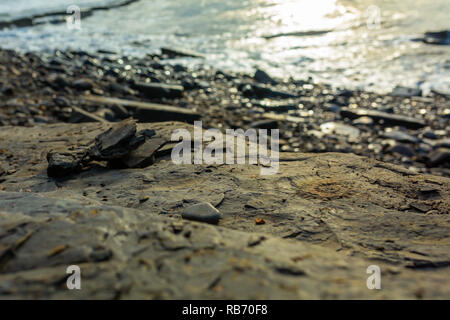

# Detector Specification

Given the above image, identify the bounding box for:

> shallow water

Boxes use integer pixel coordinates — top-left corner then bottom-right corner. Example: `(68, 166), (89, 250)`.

(0, 0), (449, 93)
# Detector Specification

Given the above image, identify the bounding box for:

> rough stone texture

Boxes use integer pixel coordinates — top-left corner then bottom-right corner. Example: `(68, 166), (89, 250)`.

(0, 122), (449, 299)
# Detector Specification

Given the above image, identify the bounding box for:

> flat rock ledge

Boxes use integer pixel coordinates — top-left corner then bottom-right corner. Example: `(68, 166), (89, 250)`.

(0, 122), (449, 299)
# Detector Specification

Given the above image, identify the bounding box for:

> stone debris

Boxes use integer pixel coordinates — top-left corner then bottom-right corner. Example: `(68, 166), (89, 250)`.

(340, 108), (426, 129)
(391, 85), (422, 97)
(133, 82), (184, 99)
(88, 118), (137, 160)
(1, 48), (448, 176)
(161, 47), (205, 59)
(84, 95), (201, 123)
(422, 30), (450, 45)
(46, 118), (167, 177)
(121, 137), (167, 168)
(46, 152), (82, 178)
(182, 202), (223, 225)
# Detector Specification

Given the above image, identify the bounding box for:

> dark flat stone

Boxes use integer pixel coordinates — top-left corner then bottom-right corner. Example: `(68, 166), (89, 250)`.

(122, 137), (167, 168)
(340, 108), (426, 129)
(133, 82), (184, 99)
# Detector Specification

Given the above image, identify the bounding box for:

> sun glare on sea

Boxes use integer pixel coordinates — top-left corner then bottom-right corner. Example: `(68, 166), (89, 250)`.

(260, 0), (348, 33)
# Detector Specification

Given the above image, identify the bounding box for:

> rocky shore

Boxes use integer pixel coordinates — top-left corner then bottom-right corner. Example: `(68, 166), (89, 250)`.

(0, 47), (449, 299)
(1, 48), (449, 177)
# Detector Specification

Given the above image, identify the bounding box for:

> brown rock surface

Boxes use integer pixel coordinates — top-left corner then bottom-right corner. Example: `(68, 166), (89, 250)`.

(0, 122), (449, 299)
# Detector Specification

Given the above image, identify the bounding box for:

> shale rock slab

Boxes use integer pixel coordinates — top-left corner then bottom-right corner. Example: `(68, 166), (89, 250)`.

(0, 122), (449, 299)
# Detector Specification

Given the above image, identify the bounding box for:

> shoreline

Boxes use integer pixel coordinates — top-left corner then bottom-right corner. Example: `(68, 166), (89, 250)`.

(0, 47), (449, 176)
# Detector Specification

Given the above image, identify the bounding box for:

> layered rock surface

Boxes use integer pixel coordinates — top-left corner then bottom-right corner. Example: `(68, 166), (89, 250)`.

(0, 122), (449, 299)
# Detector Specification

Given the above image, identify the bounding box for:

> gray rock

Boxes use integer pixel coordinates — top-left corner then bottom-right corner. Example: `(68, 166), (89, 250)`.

(182, 202), (222, 224)
(320, 122), (360, 139)
(161, 47), (204, 59)
(72, 79), (94, 91)
(388, 144), (416, 157)
(428, 148), (450, 167)
(133, 82), (184, 99)
(250, 119), (279, 129)
(88, 118), (137, 160)
(383, 130), (420, 143)
(391, 86), (422, 97)
(121, 137), (167, 168)
(46, 152), (82, 177)
(422, 30), (450, 45)
(254, 69), (277, 85)
(341, 108), (426, 129)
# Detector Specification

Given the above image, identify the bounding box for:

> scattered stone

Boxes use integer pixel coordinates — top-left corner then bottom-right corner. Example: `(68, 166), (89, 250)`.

(255, 218), (266, 225)
(69, 106), (108, 123)
(254, 69), (277, 85)
(161, 47), (204, 59)
(72, 78), (94, 91)
(89, 118), (137, 160)
(84, 95), (200, 123)
(182, 202), (222, 225)
(391, 86), (422, 97)
(340, 108), (426, 129)
(433, 138), (450, 149)
(133, 82), (184, 99)
(253, 100), (297, 113)
(352, 116), (373, 126)
(47, 152), (82, 177)
(427, 148), (450, 167)
(240, 83), (297, 99)
(121, 137), (167, 168)
(388, 144), (416, 157)
(383, 130), (420, 143)
(320, 122), (360, 139)
(250, 119), (279, 129)
(422, 30), (450, 45)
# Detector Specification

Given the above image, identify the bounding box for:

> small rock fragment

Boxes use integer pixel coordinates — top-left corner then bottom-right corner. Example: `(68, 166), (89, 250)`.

(121, 137), (167, 168)
(182, 202), (222, 225)
(255, 218), (266, 225)
(88, 118), (137, 160)
(47, 152), (82, 177)
(133, 82), (184, 99)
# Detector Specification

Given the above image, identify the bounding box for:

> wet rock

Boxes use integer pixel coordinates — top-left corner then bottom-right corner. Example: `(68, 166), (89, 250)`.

(250, 119), (279, 129)
(46, 152), (82, 177)
(324, 103), (341, 113)
(428, 148), (450, 167)
(433, 138), (450, 149)
(254, 69), (277, 85)
(352, 116), (373, 126)
(161, 47), (204, 59)
(182, 202), (222, 225)
(388, 144), (416, 157)
(340, 108), (426, 129)
(134, 82), (184, 99)
(422, 30), (450, 45)
(391, 86), (422, 97)
(320, 122), (360, 139)
(383, 130), (420, 143)
(72, 79), (94, 91)
(239, 83), (297, 99)
(422, 130), (440, 140)
(253, 100), (297, 113)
